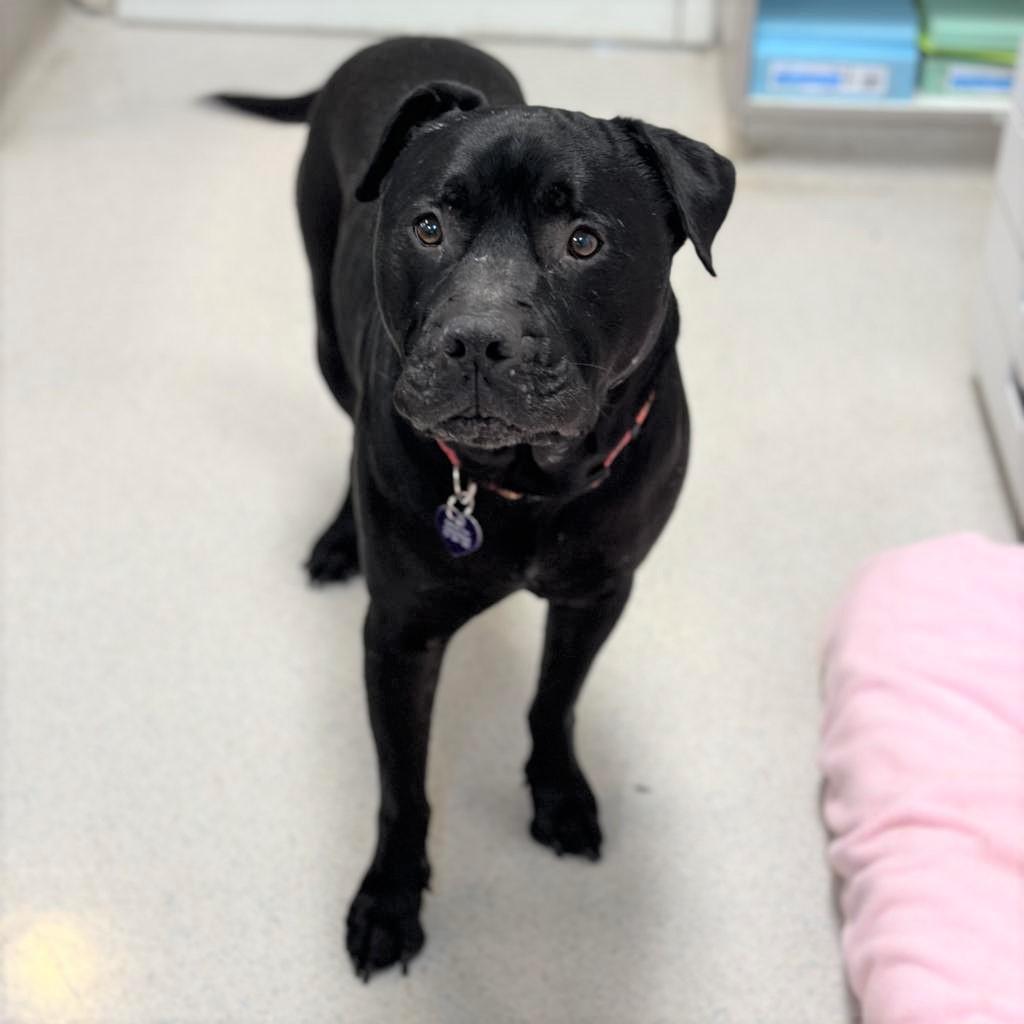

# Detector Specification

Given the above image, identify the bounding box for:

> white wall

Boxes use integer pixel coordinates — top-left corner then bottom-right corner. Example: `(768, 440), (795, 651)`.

(115, 0), (720, 46)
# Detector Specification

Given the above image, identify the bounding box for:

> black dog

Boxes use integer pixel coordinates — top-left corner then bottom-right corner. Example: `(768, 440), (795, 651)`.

(215, 36), (734, 981)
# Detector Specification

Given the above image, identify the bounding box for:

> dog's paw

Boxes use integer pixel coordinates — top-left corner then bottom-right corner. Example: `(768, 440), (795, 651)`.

(346, 878), (425, 982)
(527, 773), (603, 861)
(305, 514), (360, 585)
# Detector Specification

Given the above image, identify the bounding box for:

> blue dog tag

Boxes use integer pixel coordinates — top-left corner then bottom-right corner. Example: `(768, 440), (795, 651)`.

(435, 504), (483, 557)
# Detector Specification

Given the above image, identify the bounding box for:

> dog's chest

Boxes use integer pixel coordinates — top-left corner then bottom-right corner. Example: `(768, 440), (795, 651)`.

(498, 507), (642, 600)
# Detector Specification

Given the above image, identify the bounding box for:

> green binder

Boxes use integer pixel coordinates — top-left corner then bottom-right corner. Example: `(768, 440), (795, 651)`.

(918, 0), (1024, 65)
(918, 0), (1023, 94)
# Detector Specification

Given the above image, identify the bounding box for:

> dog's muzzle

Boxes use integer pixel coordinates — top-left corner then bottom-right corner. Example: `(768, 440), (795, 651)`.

(394, 313), (590, 449)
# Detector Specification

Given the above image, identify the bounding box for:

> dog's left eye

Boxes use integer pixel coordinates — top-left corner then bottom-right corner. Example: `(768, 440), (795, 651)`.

(414, 214), (443, 246)
(567, 227), (601, 259)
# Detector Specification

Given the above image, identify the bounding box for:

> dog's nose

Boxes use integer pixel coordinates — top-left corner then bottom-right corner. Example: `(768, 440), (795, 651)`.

(441, 316), (519, 365)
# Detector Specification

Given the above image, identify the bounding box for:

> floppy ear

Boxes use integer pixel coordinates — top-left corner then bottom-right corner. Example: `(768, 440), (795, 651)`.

(355, 81), (487, 202)
(616, 118), (735, 275)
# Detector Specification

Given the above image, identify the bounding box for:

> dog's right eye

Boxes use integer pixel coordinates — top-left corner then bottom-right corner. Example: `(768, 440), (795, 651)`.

(413, 214), (443, 246)
(567, 226), (601, 259)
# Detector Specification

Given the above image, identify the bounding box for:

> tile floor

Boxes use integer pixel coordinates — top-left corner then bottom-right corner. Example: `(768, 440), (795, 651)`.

(1, 8), (1017, 1023)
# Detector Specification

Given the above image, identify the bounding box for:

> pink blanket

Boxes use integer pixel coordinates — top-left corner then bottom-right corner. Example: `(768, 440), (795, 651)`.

(820, 533), (1024, 1024)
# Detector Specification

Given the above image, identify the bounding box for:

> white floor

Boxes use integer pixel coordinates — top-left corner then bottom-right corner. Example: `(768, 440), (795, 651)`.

(1, 9), (1017, 1024)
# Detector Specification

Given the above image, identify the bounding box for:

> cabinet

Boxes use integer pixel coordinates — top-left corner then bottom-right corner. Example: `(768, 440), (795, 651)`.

(975, 40), (1024, 530)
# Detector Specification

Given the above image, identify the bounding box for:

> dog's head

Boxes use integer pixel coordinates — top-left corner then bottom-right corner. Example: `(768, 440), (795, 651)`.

(356, 82), (734, 451)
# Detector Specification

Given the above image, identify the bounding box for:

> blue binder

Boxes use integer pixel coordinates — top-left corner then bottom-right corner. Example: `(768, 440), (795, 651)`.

(750, 0), (921, 101)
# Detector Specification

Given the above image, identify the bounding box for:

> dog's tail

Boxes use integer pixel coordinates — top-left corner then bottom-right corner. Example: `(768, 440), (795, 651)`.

(208, 90), (319, 123)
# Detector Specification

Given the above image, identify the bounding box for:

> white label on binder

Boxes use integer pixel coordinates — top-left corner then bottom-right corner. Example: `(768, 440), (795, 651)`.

(946, 63), (1013, 94)
(767, 61), (891, 97)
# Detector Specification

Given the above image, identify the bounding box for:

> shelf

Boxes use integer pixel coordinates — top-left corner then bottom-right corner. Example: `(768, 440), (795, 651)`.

(746, 91), (1010, 119)
(721, 1), (1013, 155)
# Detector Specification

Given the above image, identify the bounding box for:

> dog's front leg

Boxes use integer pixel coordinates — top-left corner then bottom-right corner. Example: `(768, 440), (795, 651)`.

(526, 576), (634, 860)
(346, 601), (447, 981)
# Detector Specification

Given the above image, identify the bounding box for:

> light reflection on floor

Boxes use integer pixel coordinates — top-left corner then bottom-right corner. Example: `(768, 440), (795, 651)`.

(4, 913), (102, 1021)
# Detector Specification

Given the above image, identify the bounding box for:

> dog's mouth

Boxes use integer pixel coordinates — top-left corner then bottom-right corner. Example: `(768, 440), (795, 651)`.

(393, 363), (595, 452)
(433, 413), (528, 450)
(431, 412), (580, 451)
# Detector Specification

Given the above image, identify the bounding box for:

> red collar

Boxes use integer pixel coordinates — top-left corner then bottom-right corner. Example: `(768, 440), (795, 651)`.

(435, 390), (656, 501)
